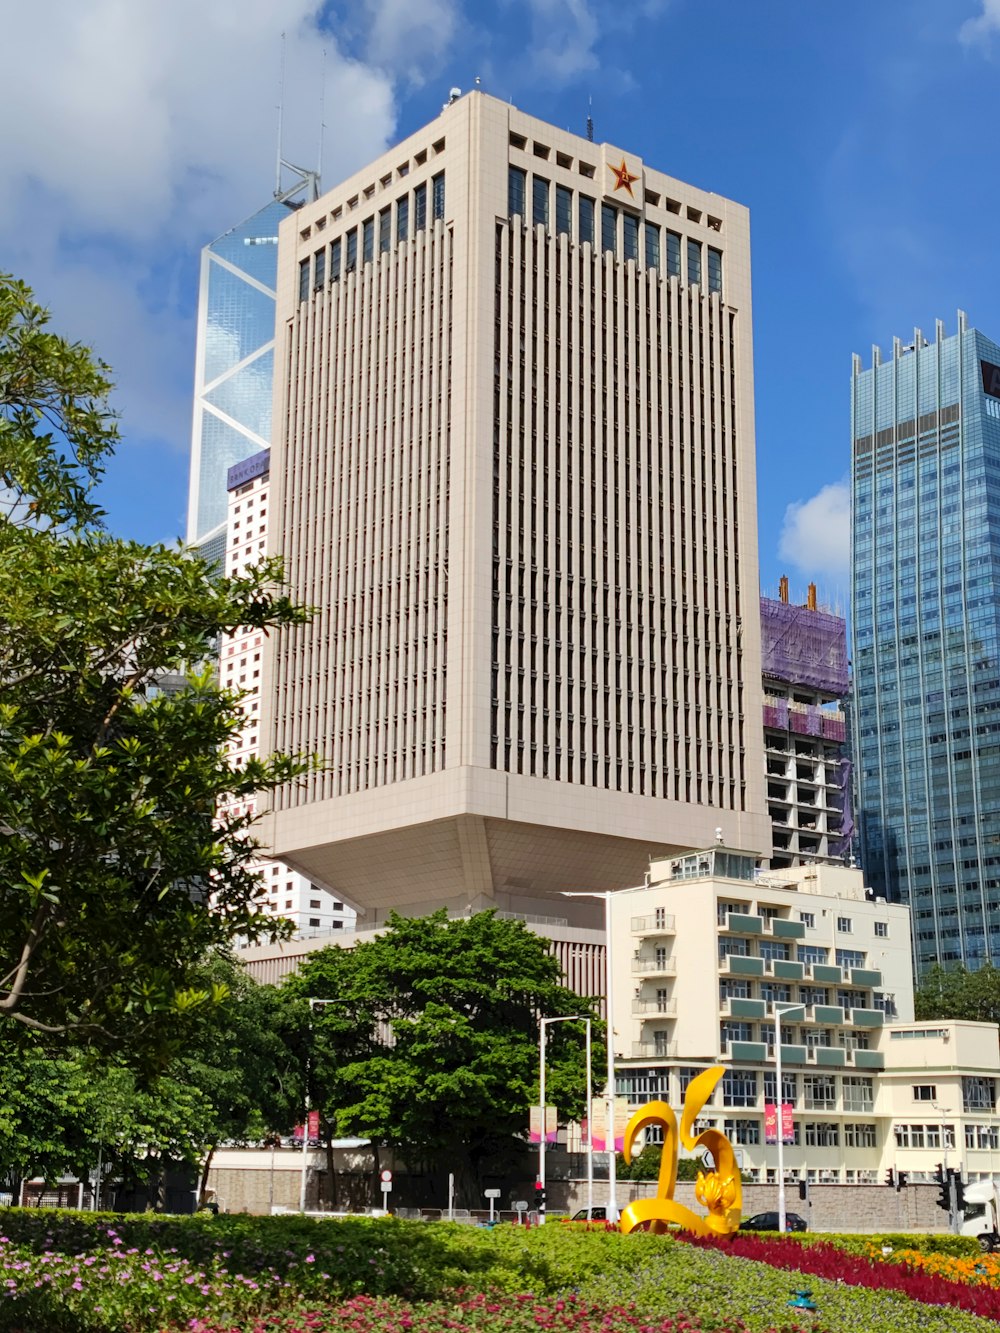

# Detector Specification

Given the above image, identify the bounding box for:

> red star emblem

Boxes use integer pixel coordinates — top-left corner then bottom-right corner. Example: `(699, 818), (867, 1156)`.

(609, 158), (639, 197)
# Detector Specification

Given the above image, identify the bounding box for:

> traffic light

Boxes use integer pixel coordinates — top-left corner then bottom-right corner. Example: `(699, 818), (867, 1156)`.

(952, 1170), (965, 1212)
(896, 1171), (907, 1191)
(935, 1166), (950, 1212)
(798, 1179), (809, 1202)
(534, 1181), (546, 1210)
(884, 1169), (895, 1189)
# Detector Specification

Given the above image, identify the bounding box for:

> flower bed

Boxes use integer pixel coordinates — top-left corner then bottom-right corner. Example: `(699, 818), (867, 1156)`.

(686, 1232), (1000, 1320)
(1, 1211), (998, 1333)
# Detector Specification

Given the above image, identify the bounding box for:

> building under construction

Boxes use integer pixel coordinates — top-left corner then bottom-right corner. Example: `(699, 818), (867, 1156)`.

(761, 579), (851, 867)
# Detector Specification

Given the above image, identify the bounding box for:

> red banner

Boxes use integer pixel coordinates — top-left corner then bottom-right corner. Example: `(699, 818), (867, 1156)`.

(764, 1102), (795, 1145)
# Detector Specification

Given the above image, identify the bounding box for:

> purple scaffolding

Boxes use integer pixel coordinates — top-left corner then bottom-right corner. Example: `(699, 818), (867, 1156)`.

(760, 598), (848, 696)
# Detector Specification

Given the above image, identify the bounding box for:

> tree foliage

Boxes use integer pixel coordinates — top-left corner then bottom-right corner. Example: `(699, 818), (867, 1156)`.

(0, 954), (300, 1196)
(915, 963), (1000, 1025)
(285, 911), (603, 1202)
(0, 274), (311, 1052)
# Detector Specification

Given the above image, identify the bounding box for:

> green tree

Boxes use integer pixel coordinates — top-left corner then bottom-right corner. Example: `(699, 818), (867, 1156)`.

(915, 963), (1000, 1024)
(0, 955), (301, 1206)
(286, 911), (603, 1205)
(0, 273), (311, 1052)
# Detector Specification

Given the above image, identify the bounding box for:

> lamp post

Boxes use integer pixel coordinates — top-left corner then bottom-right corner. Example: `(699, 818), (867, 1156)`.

(537, 1014), (593, 1225)
(562, 889), (618, 1223)
(772, 1001), (805, 1234)
(300, 997), (343, 1213)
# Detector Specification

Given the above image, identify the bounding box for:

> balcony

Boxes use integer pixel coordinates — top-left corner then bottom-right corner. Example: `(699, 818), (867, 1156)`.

(728, 1040), (768, 1062)
(632, 955), (676, 978)
(723, 997), (766, 1020)
(851, 968), (883, 988)
(632, 998), (677, 1016)
(813, 1047), (847, 1068)
(770, 919), (806, 940)
(632, 1040), (678, 1060)
(726, 912), (763, 934)
(631, 913), (676, 935)
(769, 959), (804, 981)
(721, 955), (764, 977)
(853, 1049), (885, 1070)
(811, 1005), (845, 1025)
(810, 964), (843, 984)
(850, 1007), (885, 1028)
(778, 1044), (808, 1064)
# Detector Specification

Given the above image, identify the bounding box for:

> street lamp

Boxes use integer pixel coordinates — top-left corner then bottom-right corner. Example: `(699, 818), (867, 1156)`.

(771, 1001), (805, 1234)
(562, 889), (618, 1223)
(537, 1014), (593, 1225)
(300, 997), (344, 1213)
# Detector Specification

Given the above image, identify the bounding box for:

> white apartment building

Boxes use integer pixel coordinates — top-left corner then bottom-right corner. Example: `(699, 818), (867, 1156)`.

(219, 448), (355, 936)
(610, 846), (915, 1183)
(260, 90), (771, 918)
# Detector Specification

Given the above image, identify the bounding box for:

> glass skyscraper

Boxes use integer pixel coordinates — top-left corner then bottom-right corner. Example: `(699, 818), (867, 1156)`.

(852, 313), (1000, 974)
(187, 198), (297, 551)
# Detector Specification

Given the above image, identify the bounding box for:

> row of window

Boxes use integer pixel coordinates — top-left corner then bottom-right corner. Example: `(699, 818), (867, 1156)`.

(717, 936), (870, 971)
(298, 174), (446, 300)
(508, 167), (723, 289)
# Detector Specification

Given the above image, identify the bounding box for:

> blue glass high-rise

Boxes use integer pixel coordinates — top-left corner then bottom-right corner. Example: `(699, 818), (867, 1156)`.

(186, 199), (296, 551)
(852, 313), (1000, 974)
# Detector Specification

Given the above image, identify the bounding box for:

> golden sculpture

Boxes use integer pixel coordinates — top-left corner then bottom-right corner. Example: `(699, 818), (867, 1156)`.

(618, 1064), (742, 1236)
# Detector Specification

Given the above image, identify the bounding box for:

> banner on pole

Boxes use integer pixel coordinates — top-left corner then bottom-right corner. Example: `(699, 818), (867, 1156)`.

(528, 1106), (558, 1144)
(588, 1097), (629, 1152)
(765, 1102), (794, 1144)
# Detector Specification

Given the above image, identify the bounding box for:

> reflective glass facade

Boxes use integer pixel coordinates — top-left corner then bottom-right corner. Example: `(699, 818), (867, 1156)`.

(187, 199), (295, 544)
(852, 316), (1000, 973)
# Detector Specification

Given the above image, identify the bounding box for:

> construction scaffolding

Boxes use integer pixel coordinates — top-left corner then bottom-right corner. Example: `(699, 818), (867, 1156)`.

(760, 597), (848, 696)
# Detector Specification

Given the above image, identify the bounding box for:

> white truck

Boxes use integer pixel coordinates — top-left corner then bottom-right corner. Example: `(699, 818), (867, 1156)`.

(959, 1178), (1000, 1251)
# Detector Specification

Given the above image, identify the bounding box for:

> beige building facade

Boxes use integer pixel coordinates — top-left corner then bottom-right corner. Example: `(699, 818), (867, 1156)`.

(260, 90), (770, 916)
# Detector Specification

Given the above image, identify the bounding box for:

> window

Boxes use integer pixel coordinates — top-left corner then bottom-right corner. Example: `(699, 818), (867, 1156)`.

(799, 986), (825, 1007)
(798, 911), (815, 929)
(707, 246), (722, 294)
(298, 258), (310, 301)
(759, 940), (789, 962)
(345, 228), (358, 271)
(722, 1070), (757, 1107)
(579, 195), (595, 245)
(508, 166), (526, 218)
(396, 196), (409, 242)
(313, 247), (326, 288)
(309, 918), (320, 928)
(837, 917), (853, 934)
(963, 1076), (996, 1112)
(723, 1118), (760, 1145)
(764, 1071), (797, 1104)
(532, 175), (549, 227)
(331, 238), (341, 280)
(805, 1122), (839, 1147)
(432, 171), (445, 220)
(718, 900), (741, 925)
(799, 945), (828, 966)
(687, 238), (701, 285)
(912, 1084), (936, 1102)
(601, 203), (616, 254)
(875, 921), (889, 938)
(362, 217), (374, 263)
(309, 899), (321, 909)
(665, 230), (681, 277)
(379, 207), (391, 252)
(843, 1077), (874, 1113)
(836, 949), (865, 969)
(556, 184), (572, 236)
(645, 221), (660, 269)
(720, 1021), (752, 1050)
(414, 183), (427, 231)
(720, 978), (750, 1000)
(844, 1123), (877, 1148)
(718, 937), (749, 960)
(802, 1075), (836, 1109)
(623, 213), (639, 263)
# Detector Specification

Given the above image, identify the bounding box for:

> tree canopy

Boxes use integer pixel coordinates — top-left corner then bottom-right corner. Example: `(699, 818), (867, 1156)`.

(0, 273), (310, 1054)
(285, 910), (603, 1203)
(914, 962), (1000, 1025)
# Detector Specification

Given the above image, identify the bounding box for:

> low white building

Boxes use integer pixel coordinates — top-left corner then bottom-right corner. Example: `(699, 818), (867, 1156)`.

(610, 845), (916, 1183)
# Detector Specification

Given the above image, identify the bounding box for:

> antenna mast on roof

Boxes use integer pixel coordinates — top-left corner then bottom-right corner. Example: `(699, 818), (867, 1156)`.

(317, 47), (326, 192)
(586, 96), (594, 142)
(273, 33), (322, 205)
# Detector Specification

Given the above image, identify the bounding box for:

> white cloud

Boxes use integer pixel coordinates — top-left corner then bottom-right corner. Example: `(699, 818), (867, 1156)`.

(522, 0), (601, 83)
(960, 0), (1000, 47)
(361, 0), (460, 86)
(0, 1), (400, 534)
(778, 481), (851, 583)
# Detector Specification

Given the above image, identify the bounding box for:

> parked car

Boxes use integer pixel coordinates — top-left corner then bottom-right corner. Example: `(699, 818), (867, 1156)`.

(569, 1206), (609, 1222)
(739, 1211), (808, 1233)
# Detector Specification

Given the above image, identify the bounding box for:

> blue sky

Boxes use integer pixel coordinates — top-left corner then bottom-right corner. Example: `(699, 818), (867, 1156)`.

(5, 0), (1000, 613)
